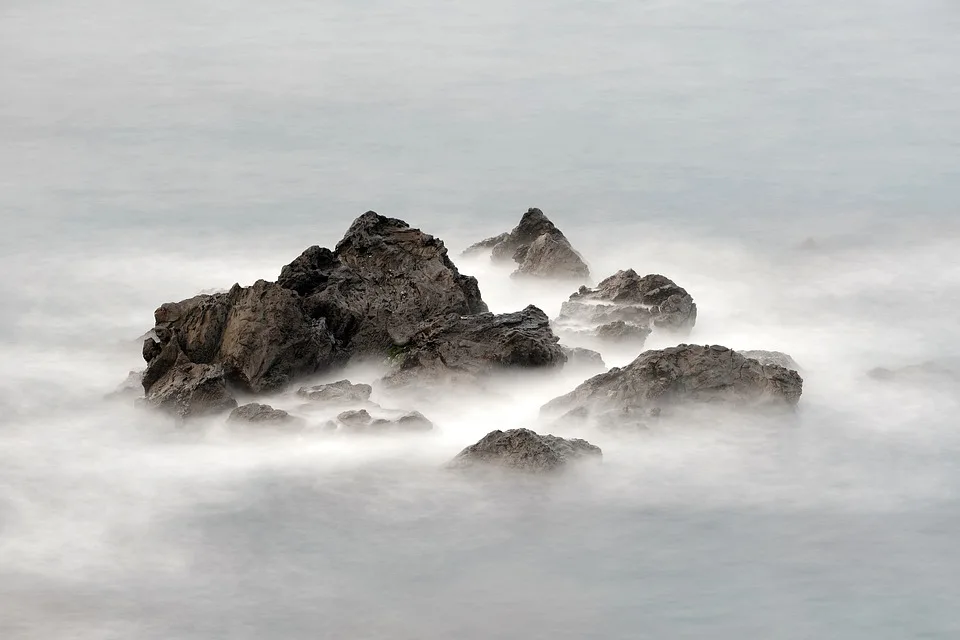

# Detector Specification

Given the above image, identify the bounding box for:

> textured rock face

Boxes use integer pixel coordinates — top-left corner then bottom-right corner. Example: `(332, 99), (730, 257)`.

(448, 428), (602, 473)
(561, 346), (606, 370)
(280, 212), (487, 355)
(334, 409), (434, 433)
(542, 344), (803, 420)
(738, 350), (801, 371)
(227, 403), (300, 426)
(382, 305), (567, 387)
(140, 211), (490, 414)
(467, 208), (589, 279)
(140, 342), (237, 419)
(143, 279), (337, 397)
(555, 270), (696, 346)
(296, 380), (373, 403)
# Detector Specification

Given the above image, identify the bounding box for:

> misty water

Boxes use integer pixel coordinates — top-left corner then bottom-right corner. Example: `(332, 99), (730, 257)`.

(3, 1), (960, 638)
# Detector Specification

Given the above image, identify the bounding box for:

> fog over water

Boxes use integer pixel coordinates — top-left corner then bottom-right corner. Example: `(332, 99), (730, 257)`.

(3, 1), (960, 638)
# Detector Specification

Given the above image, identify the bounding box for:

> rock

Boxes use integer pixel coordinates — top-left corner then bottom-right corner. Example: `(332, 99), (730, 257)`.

(542, 344), (803, 421)
(513, 232), (590, 280)
(381, 305), (566, 387)
(462, 232), (510, 256)
(560, 346), (606, 369)
(471, 208), (589, 279)
(337, 409), (373, 428)
(143, 280), (337, 395)
(139, 211), (489, 414)
(334, 408), (435, 433)
(105, 370), (144, 400)
(141, 342), (237, 419)
(280, 211), (487, 355)
(554, 270), (696, 346)
(738, 350), (801, 371)
(227, 403), (301, 427)
(867, 361), (960, 385)
(448, 428), (602, 473)
(296, 379), (372, 403)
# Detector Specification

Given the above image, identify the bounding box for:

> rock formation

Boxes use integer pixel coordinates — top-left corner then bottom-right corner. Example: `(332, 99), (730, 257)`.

(334, 409), (434, 433)
(738, 350), (801, 371)
(140, 340), (238, 419)
(466, 208), (589, 279)
(227, 403), (302, 428)
(542, 344), (803, 422)
(554, 270), (696, 346)
(296, 380), (373, 403)
(381, 305), (566, 387)
(448, 428), (602, 473)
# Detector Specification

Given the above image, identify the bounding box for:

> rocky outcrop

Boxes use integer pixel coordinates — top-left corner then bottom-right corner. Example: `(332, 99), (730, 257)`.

(554, 270), (696, 346)
(448, 428), (602, 473)
(561, 346), (606, 370)
(381, 305), (566, 387)
(140, 211), (489, 414)
(542, 344), (803, 422)
(738, 350), (801, 371)
(279, 212), (487, 355)
(140, 341), (237, 419)
(227, 403), (301, 427)
(468, 208), (589, 279)
(296, 380), (372, 403)
(334, 409), (434, 433)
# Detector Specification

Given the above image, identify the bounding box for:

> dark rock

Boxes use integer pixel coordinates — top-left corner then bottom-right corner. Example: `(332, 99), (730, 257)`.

(381, 305), (566, 387)
(472, 208), (589, 279)
(462, 232), (510, 256)
(542, 344), (803, 421)
(336, 409), (373, 428)
(513, 233), (590, 279)
(283, 211), (488, 355)
(227, 403), (301, 427)
(448, 428), (602, 473)
(738, 350), (802, 372)
(141, 342), (237, 419)
(143, 280), (337, 395)
(560, 346), (606, 369)
(297, 379), (372, 403)
(555, 270), (696, 346)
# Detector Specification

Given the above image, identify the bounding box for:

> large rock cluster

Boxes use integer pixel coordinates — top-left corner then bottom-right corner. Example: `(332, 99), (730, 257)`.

(554, 270), (696, 346)
(465, 208), (589, 279)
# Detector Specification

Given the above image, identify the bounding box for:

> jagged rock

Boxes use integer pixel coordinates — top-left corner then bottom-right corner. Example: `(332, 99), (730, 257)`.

(554, 270), (696, 346)
(297, 379), (373, 403)
(513, 232), (590, 279)
(141, 341), (237, 419)
(462, 232), (510, 256)
(279, 211), (487, 355)
(139, 212), (489, 412)
(227, 403), (301, 427)
(542, 344), (802, 421)
(470, 208), (589, 279)
(448, 428), (602, 473)
(143, 280), (337, 395)
(381, 305), (566, 387)
(105, 370), (144, 400)
(738, 350), (801, 371)
(560, 346), (606, 369)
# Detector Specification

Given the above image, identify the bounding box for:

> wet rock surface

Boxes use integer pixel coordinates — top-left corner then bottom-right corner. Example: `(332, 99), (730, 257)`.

(542, 344), (803, 421)
(448, 428), (602, 473)
(468, 208), (589, 279)
(555, 270), (696, 346)
(227, 403), (301, 427)
(296, 380), (372, 403)
(738, 350), (802, 371)
(141, 341), (238, 419)
(381, 305), (566, 387)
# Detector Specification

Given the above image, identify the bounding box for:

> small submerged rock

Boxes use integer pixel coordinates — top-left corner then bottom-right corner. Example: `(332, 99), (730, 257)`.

(560, 346), (606, 370)
(448, 428), (602, 473)
(334, 409), (434, 433)
(465, 208), (589, 280)
(297, 380), (372, 403)
(228, 403), (303, 428)
(867, 361), (960, 385)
